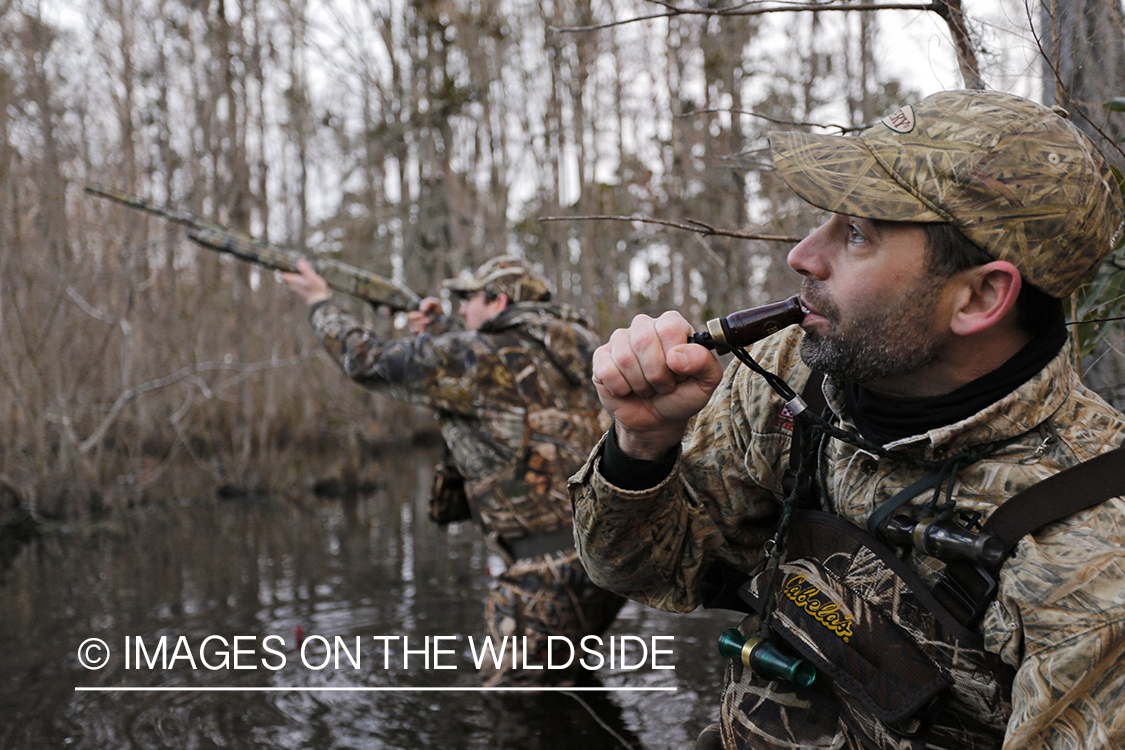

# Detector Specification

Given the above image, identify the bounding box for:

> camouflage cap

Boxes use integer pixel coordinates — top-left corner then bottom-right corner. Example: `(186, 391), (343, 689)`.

(769, 89), (1125, 298)
(443, 255), (552, 303)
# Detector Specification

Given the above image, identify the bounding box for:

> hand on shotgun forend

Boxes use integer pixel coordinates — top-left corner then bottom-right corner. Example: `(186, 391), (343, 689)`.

(406, 298), (443, 334)
(279, 259), (331, 306)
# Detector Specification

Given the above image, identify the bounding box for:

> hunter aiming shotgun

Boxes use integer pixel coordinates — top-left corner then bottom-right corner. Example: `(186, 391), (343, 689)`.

(85, 183), (422, 312)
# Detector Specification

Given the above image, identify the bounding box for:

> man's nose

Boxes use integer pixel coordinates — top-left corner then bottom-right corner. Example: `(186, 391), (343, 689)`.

(787, 223), (830, 280)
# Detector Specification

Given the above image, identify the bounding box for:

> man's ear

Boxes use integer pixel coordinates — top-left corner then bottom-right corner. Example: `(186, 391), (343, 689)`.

(949, 260), (1022, 337)
(494, 292), (510, 310)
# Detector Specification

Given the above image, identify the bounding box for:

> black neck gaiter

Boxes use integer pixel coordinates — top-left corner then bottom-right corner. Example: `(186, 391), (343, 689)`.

(843, 316), (1068, 445)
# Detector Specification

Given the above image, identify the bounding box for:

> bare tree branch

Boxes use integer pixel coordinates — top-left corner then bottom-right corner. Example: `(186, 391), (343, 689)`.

(682, 107), (861, 133)
(540, 214), (803, 243)
(554, 0), (985, 92)
(1025, 0), (1125, 164)
(51, 355), (316, 456)
(553, 2), (942, 34)
(67, 286), (135, 384)
(928, 0), (983, 89)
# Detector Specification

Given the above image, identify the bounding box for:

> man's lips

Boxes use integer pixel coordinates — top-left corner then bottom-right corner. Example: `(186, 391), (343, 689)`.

(797, 298), (827, 327)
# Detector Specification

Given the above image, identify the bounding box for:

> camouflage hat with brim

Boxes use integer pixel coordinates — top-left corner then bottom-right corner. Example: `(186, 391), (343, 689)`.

(443, 255), (551, 303)
(769, 89), (1125, 298)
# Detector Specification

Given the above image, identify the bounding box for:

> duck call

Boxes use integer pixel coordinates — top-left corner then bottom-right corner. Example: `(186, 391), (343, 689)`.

(688, 296), (806, 350)
(717, 628), (816, 688)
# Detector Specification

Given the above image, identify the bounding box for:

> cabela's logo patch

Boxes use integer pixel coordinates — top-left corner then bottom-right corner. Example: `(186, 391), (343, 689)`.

(783, 575), (854, 642)
(881, 105), (915, 134)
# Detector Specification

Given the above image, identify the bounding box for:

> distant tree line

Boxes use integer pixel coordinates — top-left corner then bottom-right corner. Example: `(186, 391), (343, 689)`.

(0, 0), (1120, 517)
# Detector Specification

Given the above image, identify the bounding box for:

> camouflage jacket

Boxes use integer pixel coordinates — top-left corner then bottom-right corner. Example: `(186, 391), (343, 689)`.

(310, 300), (608, 555)
(571, 326), (1125, 749)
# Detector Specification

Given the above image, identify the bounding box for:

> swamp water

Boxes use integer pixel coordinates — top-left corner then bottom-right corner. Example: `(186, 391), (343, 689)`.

(0, 445), (735, 749)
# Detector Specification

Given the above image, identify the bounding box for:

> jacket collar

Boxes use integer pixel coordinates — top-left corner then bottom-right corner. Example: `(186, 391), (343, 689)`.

(823, 343), (1077, 459)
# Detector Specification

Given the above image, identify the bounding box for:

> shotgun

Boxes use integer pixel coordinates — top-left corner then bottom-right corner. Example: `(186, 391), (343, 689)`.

(85, 183), (421, 312)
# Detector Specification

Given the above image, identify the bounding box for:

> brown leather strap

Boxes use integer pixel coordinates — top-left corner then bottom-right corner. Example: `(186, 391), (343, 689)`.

(980, 444), (1125, 559)
(937, 443), (1125, 627)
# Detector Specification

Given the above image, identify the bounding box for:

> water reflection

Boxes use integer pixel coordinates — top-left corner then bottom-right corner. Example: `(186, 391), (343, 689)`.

(0, 446), (735, 749)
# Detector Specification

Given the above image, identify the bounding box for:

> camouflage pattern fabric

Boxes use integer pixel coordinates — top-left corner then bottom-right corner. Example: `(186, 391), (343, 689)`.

(482, 548), (627, 686)
(310, 298), (624, 684)
(770, 90), (1124, 298)
(724, 511), (1013, 749)
(443, 255), (552, 303)
(570, 325), (1125, 748)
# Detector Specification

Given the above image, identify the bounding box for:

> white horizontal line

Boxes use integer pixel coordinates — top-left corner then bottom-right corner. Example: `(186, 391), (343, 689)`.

(75, 686), (676, 693)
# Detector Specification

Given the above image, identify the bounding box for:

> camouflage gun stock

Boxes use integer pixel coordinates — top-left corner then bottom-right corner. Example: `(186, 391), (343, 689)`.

(85, 183), (421, 312)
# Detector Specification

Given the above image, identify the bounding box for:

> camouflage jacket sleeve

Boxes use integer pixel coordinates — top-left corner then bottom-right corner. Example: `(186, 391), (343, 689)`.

(307, 300), (490, 414)
(994, 494), (1125, 749)
(569, 435), (719, 613)
(571, 336), (809, 612)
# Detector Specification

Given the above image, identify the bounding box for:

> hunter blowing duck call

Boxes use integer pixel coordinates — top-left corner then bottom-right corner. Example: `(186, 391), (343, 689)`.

(688, 296), (807, 350)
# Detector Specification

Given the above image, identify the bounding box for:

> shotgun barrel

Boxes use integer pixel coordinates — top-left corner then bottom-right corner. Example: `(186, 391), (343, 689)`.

(86, 183), (421, 312)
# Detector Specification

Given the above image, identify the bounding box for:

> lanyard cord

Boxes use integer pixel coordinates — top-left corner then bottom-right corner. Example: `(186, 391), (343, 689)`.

(718, 342), (1015, 639)
(724, 341), (1020, 481)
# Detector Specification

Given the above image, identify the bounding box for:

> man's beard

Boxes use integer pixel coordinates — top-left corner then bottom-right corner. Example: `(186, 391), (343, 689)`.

(798, 277), (946, 386)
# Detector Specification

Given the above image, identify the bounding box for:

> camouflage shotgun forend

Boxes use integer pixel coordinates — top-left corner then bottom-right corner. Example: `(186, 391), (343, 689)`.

(86, 183), (421, 312)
